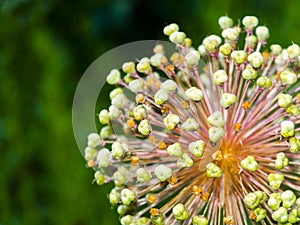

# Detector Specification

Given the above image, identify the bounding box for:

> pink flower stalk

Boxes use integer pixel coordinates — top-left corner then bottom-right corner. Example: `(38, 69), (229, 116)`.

(84, 15), (300, 225)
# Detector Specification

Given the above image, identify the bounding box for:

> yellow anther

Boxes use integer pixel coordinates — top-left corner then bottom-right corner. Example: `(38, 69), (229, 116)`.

(230, 165), (240, 175)
(150, 208), (160, 216)
(158, 141), (167, 150)
(170, 52), (180, 63)
(224, 216), (234, 224)
(127, 118), (135, 128)
(181, 100), (190, 109)
(212, 150), (223, 161)
(147, 194), (157, 204)
(87, 160), (96, 168)
(131, 156), (139, 166)
(242, 101), (251, 110)
(161, 104), (170, 114)
(165, 64), (175, 75)
(201, 192), (210, 202)
(297, 93), (300, 103)
(167, 176), (178, 185)
(262, 51), (270, 59)
(234, 123), (242, 132)
(149, 135), (157, 145)
(276, 71), (281, 81)
(192, 185), (203, 196)
(135, 94), (145, 104)
(249, 211), (257, 220)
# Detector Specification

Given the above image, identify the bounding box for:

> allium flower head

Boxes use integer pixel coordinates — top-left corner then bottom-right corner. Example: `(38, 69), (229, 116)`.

(84, 15), (300, 224)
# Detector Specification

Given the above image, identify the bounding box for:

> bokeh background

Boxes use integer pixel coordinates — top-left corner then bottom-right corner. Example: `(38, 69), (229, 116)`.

(1, 0), (300, 224)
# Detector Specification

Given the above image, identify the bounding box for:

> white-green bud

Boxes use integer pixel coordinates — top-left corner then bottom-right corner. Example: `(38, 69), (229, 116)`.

(97, 148), (111, 168)
(169, 31), (186, 44)
(206, 162), (222, 178)
(188, 140), (205, 158)
(253, 207), (267, 222)
(84, 147), (98, 161)
(271, 44), (282, 55)
(248, 51), (264, 68)
(109, 105), (120, 119)
(94, 171), (106, 185)
(185, 50), (200, 65)
(121, 188), (135, 205)
(100, 125), (113, 139)
(99, 109), (109, 125)
(209, 127), (224, 143)
(272, 207), (288, 223)
(231, 50), (247, 64)
(268, 173), (284, 190)
(242, 16), (259, 30)
(137, 57), (151, 74)
(123, 73), (134, 84)
(275, 152), (289, 170)
(150, 53), (163, 67)
(287, 43), (300, 59)
(136, 168), (151, 183)
(277, 93), (293, 108)
(256, 26), (270, 41)
(111, 93), (129, 109)
(122, 62), (135, 74)
(136, 217), (150, 225)
(289, 137), (300, 153)
(133, 105), (147, 120)
(172, 203), (189, 220)
(219, 43), (232, 56)
(240, 155), (258, 171)
(185, 87), (203, 101)
(182, 117), (200, 131)
(154, 164), (172, 181)
(218, 16), (233, 29)
(109, 87), (123, 100)
(281, 190), (296, 208)
(154, 89), (169, 105)
(107, 69), (121, 85)
(242, 64), (257, 80)
(160, 79), (177, 92)
(207, 111), (225, 127)
(109, 189), (120, 205)
(220, 93), (237, 108)
(167, 142), (183, 157)
(288, 208), (299, 224)
(213, 70), (228, 85)
(246, 35), (257, 48)
(88, 132), (101, 147)
(120, 215), (135, 225)
(280, 70), (297, 85)
(198, 44), (207, 56)
(202, 35), (222, 52)
(128, 79), (144, 93)
(286, 104), (300, 116)
(192, 215), (209, 225)
(244, 191), (267, 210)
(113, 167), (128, 186)
(256, 76), (272, 88)
(111, 142), (124, 158)
(268, 193), (282, 210)
(138, 119), (151, 135)
(280, 120), (295, 138)
(163, 23), (179, 36)
(177, 153), (194, 168)
(222, 28), (239, 41)
(163, 114), (180, 130)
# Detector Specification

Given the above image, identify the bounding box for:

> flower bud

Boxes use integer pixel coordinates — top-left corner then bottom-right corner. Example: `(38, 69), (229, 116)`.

(117, 205), (132, 216)
(281, 190), (296, 208)
(173, 203), (189, 220)
(246, 35), (257, 48)
(231, 50), (247, 64)
(100, 125), (113, 139)
(188, 140), (205, 158)
(222, 28), (239, 41)
(109, 105), (120, 119)
(207, 111), (225, 127)
(177, 153), (194, 168)
(138, 119), (151, 135)
(277, 93), (292, 108)
(120, 215), (135, 225)
(219, 43), (232, 56)
(280, 120), (295, 138)
(109, 189), (120, 205)
(213, 70), (228, 85)
(286, 104), (300, 116)
(202, 35), (222, 52)
(253, 207), (267, 222)
(206, 162), (222, 178)
(122, 62), (135, 74)
(185, 50), (200, 65)
(198, 44), (207, 56)
(268, 173), (284, 190)
(270, 44), (282, 55)
(150, 53), (164, 67)
(121, 188), (135, 205)
(256, 26), (269, 41)
(256, 76), (272, 88)
(109, 87), (123, 100)
(154, 89), (169, 105)
(137, 57), (151, 74)
(129, 79), (144, 93)
(287, 43), (300, 59)
(163, 23), (179, 36)
(182, 117), (199, 131)
(280, 70), (297, 85)
(272, 207), (288, 223)
(111, 93), (129, 109)
(94, 171), (106, 185)
(289, 137), (300, 153)
(218, 16), (233, 29)
(242, 64), (257, 80)
(97, 148), (111, 168)
(209, 127), (225, 143)
(241, 156), (258, 171)
(88, 133), (101, 147)
(136, 168), (151, 183)
(169, 31), (186, 44)
(99, 109), (110, 125)
(275, 152), (289, 170)
(163, 114), (180, 130)
(133, 105), (147, 120)
(248, 51), (264, 68)
(242, 16), (259, 30)
(84, 147), (98, 161)
(113, 167), (128, 186)
(220, 93), (237, 108)
(112, 142), (124, 158)
(268, 193), (282, 210)
(107, 69), (121, 85)
(136, 217), (150, 225)
(154, 164), (172, 181)
(160, 79), (177, 92)
(167, 142), (183, 157)
(192, 215), (209, 225)
(185, 87), (203, 101)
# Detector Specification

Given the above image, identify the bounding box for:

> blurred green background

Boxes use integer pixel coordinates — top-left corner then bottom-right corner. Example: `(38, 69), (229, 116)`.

(1, 0), (299, 224)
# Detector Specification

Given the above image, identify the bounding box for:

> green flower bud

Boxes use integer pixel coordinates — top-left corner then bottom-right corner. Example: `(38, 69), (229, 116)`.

(94, 171), (106, 185)
(121, 188), (135, 205)
(151, 214), (164, 225)
(169, 31), (186, 44)
(122, 62), (135, 74)
(177, 153), (194, 168)
(231, 50), (247, 64)
(256, 76), (272, 88)
(185, 87), (203, 101)
(280, 70), (297, 85)
(129, 79), (144, 93)
(112, 142), (124, 158)
(246, 35), (258, 48)
(277, 93), (293, 108)
(99, 109), (110, 125)
(163, 23), (179, 36)
(109, 87), (123, 100)
(172, 203), (189, 220)
(288, 208), (299, 223)
(213, 70), (228, 85)
(111, 93), (129, 109)
(192, 215), (209, 225)
(218, 16), (233, 29)
(97, 148), (111, 168)
(109, 189), (120, 205)
(271, 44), (282, 55)
(100, 125), (113, 139)
(222, 28), (239, 41)
(167, 142), (183, 157)
(256, 26), (270, 41)
(289, 137), (300, 153)
(219, 43), (232, 56)
(185, 50), (200, 65)
(198, 44), (207, 56)
(248, 52), (264, 68)
(84, 147), (98, 161)
(133, 105), (147, 120)
(184, 38), (192, 47)
(220, 93), (237, 108)
(136, 217), (150, 225)
(154, 164), (172, 181)
(240, 155), (258, 171)
(182, 117), (200, 131)
(286, 104), (300, 116)
(242, 64), (257, 80)
(253, 207), (267, 222)
(117, 204), (132, 216)
(188, 140), (205, 158)
(244, 192), (259, 209)
(272, 207), (288, 223)
(287, 43), (300, 59)
(202, 35), (222, 52)
(107, 69), (121, 85)
(207, 111), (225, 127)
(160, 79), (177, 92)
(138, 119), (151, 135)
(163, 114), (180, 130)
(137, 57), (151, 74)
(120, 215), (135, 225)
(275, 152), (289, 170)
(109, 105), (120, 119)
(150, 53), (163, 67)
(281, 190), (296, 208)
(88, 133), (101, 147)
(206, 162), (222, 178)
(136, 168), (151, 183)
(123, 73), (135, 84)
(268, 173), (284, 190)
(154, 89), (169, 105)
(113, 167), (128, 186)
(268, 193), (282, 210)
(242, 16), (259, 29)
(209, 127), (225, 143)
(281, 120), (295, 138)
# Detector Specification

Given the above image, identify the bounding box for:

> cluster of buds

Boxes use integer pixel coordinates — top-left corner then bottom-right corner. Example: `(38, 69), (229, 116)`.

(83, 15), (300, 224)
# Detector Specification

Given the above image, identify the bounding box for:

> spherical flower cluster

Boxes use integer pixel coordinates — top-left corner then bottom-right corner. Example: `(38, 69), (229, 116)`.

(84, 15), (300, 224)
